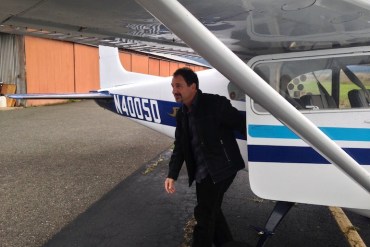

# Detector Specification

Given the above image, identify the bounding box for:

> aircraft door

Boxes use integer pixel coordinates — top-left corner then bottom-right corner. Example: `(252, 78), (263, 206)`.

(246, 47), (370, 209)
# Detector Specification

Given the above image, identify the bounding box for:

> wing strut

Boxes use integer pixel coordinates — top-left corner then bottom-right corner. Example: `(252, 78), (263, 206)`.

(135, 0), (370, 193)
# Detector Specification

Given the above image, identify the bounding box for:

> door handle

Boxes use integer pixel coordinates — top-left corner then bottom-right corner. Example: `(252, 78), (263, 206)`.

(365, 120), (370, 124)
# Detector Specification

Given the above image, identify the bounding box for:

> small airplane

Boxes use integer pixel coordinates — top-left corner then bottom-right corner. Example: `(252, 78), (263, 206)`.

(3, 0), (370, 245)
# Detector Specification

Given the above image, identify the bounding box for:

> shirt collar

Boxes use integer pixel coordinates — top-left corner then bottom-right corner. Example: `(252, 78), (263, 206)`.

(182, 90), (200, 113)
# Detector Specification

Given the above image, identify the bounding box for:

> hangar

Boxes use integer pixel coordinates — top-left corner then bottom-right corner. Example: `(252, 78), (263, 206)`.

(0, 32), (207, 107)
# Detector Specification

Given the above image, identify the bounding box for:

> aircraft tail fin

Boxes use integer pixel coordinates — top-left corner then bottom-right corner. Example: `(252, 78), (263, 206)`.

(99, 46), (159, 89)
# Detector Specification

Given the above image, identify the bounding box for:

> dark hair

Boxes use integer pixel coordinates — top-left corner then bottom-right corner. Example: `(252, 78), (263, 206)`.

(173, 67), (199, 89)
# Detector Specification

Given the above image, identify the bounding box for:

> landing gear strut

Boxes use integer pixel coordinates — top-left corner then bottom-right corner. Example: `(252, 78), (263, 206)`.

(251, 201), (295, 247)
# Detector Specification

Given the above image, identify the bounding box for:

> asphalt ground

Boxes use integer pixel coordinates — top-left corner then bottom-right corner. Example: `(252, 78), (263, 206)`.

(0, 100), (369, 247)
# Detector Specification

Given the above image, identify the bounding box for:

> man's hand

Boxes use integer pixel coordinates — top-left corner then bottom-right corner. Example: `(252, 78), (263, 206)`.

(165, 178), (176, 194)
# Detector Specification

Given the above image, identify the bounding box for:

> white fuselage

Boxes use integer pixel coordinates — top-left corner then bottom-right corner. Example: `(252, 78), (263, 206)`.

(98, 46), (370, 215)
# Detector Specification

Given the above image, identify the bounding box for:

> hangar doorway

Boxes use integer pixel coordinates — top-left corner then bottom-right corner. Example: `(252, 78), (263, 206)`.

(0, 33), (25, 106)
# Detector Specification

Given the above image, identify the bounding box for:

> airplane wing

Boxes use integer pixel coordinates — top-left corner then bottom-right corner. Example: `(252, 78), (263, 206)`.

(7, 92), (113, 99)
(1, 0), (370, 60)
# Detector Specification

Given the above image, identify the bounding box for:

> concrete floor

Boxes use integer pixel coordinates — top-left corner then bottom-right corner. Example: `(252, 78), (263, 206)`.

(0, 100), (173, 247)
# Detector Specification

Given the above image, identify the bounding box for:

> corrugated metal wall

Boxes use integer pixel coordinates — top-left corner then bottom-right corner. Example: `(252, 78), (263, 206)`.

(25, 36), (75, 106)
(74, 44), (100, 93)
(23, 36), (207, 106)
(0, 33), (26, 95)
(25, 37), (100, 106)
(118, 51), (206, 76)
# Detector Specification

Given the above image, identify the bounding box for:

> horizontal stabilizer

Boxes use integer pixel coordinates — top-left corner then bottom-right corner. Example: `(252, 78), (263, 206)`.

(6, 92), (113, 100)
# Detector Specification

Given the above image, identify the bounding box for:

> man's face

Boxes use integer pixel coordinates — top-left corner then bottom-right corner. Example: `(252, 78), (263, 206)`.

(171, 75), (197, 106)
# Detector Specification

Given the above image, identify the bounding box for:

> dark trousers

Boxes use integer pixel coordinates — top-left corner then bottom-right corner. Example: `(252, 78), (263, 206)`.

(192, 174), (236, 247)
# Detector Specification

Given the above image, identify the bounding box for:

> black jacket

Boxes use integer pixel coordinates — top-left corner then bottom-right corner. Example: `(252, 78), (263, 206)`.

(167, 90), (246, 186)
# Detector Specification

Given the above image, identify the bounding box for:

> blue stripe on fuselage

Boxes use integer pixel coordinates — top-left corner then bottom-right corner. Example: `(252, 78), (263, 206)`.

(248, 145), (370, 165)
(249, 124), (370, 142)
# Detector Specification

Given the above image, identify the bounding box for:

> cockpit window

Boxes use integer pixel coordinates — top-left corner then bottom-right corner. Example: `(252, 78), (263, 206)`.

(252, 55), (370, 112)
(340, 65), (370, 108)
(286, 69), (336, 110)
(287, 71), (331, 98)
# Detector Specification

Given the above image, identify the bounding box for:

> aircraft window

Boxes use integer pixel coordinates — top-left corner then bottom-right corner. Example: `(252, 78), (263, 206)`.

(287, 71), (331, 98)
(227, 82), (245, 101)
(252, 55), (370, 112)
(339, 65), (370, 108)
(287, 70), (336, 110)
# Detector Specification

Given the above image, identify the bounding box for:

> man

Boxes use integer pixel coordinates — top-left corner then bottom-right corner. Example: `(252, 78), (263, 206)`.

(165, 67), (246, 247)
